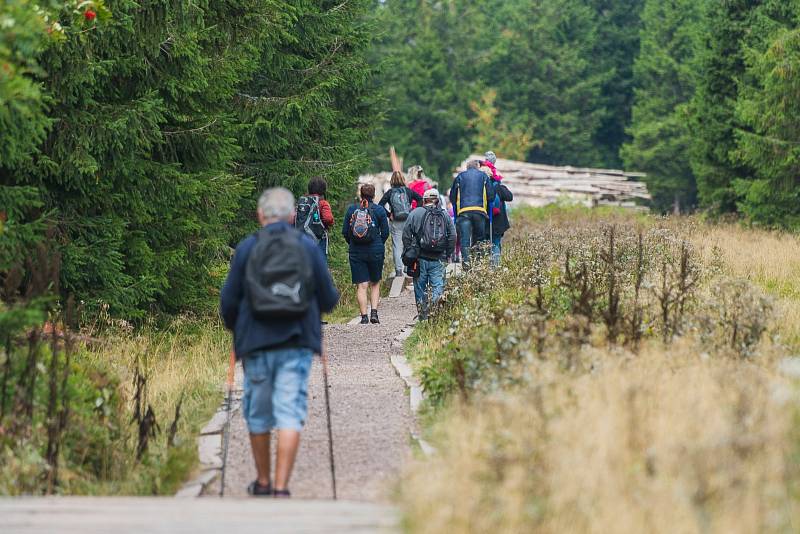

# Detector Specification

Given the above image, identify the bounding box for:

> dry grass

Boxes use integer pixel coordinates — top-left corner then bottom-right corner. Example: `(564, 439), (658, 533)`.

(401, 210), (800, 533)
(403, 340), (800, 534)
(77, 315), (230, 494)
(690, 223), (800, 346)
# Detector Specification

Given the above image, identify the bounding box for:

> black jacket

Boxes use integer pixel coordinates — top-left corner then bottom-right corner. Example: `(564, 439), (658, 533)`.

(492, 182), (514, 238)
(402, 205), (457, 260)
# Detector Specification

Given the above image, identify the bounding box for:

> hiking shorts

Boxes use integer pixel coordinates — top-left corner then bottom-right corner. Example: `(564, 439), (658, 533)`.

(349, 247), (384, 284)
(242, 348), (313, 434)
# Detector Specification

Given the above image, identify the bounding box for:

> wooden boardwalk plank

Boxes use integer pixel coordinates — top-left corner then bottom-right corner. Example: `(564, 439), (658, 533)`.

(0, 497), (398, 534)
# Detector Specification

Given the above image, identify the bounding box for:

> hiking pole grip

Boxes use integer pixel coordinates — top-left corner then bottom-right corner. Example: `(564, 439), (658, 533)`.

(321, 349), (337, 500)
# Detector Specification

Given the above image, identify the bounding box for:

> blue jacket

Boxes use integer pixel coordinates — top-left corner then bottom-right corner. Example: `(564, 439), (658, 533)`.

(342, 201), (390, 252)
(450, 168), (495, 218)
(220, 222), (339, 358)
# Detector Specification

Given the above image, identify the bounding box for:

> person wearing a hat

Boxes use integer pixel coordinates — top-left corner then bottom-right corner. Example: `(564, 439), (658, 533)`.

(481, 152), (513, 267)
(402, 188), (456, 320)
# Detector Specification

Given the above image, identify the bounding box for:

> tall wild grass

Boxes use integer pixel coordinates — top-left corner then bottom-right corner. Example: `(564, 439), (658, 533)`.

(402, 207), (800, 533)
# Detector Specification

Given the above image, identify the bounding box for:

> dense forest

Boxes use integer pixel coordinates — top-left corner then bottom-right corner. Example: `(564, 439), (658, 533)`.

(4, 0), (800, 318)
(372, 0), (800, 220)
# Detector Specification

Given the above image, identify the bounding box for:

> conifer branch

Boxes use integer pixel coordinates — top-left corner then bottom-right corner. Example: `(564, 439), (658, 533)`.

(162, 120), (217, 136)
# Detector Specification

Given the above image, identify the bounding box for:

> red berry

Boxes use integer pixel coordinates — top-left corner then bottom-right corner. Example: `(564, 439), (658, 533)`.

(84, 10), (97, 21)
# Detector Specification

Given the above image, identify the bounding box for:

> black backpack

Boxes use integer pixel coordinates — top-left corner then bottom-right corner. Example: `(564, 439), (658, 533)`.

(418, 207), (449, 254)
(295, 195), (326, 241)
(389, 188), (412, 221)
(349, 201), (378, 244)
(245, 227), (314, 319)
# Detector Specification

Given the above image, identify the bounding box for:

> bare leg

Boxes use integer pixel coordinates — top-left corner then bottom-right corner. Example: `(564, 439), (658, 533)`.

(249, 432), (271, 486)
(369, 282), (381, 311)
(356, 282), (368, 315)
(274, 429), (301, 491)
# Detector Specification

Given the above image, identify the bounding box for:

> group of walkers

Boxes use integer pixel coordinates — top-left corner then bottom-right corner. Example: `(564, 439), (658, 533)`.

(219, 152), (512, 498)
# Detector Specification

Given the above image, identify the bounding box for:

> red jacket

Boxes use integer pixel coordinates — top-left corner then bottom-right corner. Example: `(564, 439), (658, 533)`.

(310, 194), (335, 229)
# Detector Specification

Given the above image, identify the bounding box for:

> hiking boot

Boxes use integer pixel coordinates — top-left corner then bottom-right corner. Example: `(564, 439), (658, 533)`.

(395, 269), (404, 277)
(247, 480), (272, 497)
(360, 314), (369, 324)
(370, 310), (380, 324)
(273, 488), (291, 499)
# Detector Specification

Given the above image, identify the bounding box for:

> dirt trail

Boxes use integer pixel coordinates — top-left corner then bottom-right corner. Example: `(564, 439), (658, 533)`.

(206, 290), (417, 501)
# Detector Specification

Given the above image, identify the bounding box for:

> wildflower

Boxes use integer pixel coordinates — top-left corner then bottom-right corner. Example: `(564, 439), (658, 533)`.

(84, 9), (96, 21)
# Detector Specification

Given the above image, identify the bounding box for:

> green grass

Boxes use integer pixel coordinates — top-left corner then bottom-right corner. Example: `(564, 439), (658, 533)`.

(0, 316), (228, 496)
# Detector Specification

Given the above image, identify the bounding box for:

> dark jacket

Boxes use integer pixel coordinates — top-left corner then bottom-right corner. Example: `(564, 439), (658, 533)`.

(492, 182), (514, 238)
(450, 168), (495, 218)
(342, 201), (390, 252)
(220, 222), (339, 358)
(378, 186), (424, 220)
(402, 205), (457, 260)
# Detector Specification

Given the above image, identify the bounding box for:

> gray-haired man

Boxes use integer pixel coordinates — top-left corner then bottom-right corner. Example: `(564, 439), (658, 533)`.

(220, 187), (339, 497)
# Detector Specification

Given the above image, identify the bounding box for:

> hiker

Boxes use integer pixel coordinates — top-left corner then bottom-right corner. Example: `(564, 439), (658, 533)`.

(402, 188), (456, 320)
(449, 160), (495, 267)
(343, 183), (390, 324)
(294, 176), (335, 260)
(220, 187), (339, 498)
(481, 152), (513, 267)
(378, 170), (423, 277)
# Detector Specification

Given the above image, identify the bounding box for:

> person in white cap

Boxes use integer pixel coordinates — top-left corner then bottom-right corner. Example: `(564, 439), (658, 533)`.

(402, 188), (456, 320)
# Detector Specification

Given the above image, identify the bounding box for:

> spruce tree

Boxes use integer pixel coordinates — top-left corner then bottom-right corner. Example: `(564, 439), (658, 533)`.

(690, 0), (795, 213)
(621, 0), (703, 213)
(1, 0), (59, 269)
(368, 0), (482, 180)
(489, 0), (607, 167)
(589, 0), (646, 168)
(236, 0), (377, 207)
(735, 21), (800, 228)
(9, 0), (269, 316)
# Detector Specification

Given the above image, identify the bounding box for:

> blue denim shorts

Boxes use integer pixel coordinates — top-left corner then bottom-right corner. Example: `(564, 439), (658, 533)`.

(241, 348), (313, 434)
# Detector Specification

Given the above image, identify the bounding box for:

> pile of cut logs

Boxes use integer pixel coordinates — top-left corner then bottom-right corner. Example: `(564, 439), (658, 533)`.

(457, 155), (650, 209)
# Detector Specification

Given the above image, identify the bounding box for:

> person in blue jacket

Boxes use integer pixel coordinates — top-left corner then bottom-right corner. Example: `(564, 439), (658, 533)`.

(343, 183), (390, 324)
(449, 160), (495, 268)
(220, 187), (339, 498)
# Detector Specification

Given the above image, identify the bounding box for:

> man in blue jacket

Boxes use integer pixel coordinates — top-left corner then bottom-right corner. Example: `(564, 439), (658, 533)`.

(220, 187), (339, 498)
(449, 160), (495, 268)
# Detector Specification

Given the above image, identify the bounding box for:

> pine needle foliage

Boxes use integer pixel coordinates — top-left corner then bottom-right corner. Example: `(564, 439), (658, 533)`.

(2, 0), (377, 318)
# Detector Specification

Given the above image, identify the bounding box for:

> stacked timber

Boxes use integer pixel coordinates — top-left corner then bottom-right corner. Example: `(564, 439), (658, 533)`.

(456, 155), (650, 209)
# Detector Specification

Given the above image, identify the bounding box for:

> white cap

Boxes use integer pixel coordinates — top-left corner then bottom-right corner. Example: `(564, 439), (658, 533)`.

(423, 188), (440, 201)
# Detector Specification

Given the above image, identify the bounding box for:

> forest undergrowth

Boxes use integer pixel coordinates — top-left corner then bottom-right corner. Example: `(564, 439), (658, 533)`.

(0, 275), (230, 496)
(402, 206), (800, 533)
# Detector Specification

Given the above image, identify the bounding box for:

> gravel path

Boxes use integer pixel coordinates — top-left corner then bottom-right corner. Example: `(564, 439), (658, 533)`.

(206, 289), (417, 502)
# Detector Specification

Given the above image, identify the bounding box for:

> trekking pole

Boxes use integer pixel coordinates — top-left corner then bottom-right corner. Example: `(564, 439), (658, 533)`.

(321, 349), (337, 500)
(219, 349), (236, 497)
